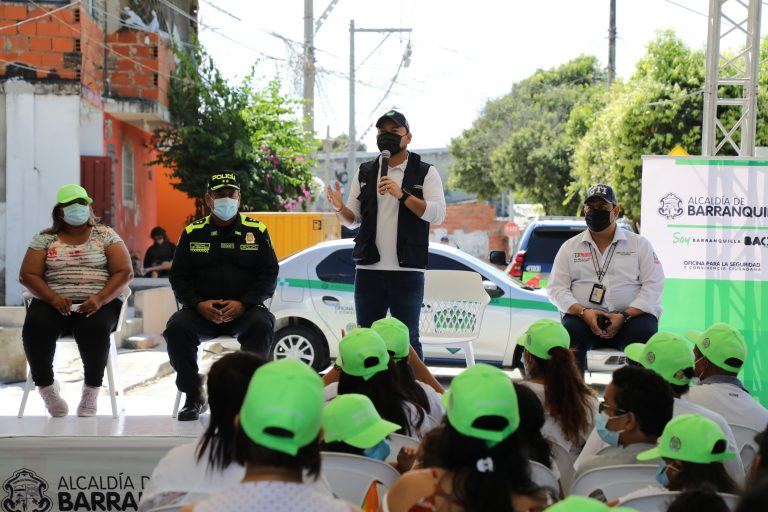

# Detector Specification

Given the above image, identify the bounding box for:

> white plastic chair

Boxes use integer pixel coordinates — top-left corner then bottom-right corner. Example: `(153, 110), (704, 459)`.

(419, 270), (490, 367)
(619, 491), (679, 512)
(529, 460), (560, 493)
(729, 423), (761, 474)
(18, 290), (131, 419)
(386, 433), (420, 463)
(319, 452), (400, 507)
(569, 464), (659, 502)
(550, 441), (576, 493)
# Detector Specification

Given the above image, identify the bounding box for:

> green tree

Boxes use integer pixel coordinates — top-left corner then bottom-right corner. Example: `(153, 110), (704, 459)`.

(151, 43), (316, 216)
(448, 56), (605, 214)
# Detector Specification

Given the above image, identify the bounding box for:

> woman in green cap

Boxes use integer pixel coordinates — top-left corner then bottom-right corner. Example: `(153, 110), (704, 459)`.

(19, 184), (133, 417)
(385, 364), (538, 512)
(617, 414), (740, 504)
(183, 359), (356, 512)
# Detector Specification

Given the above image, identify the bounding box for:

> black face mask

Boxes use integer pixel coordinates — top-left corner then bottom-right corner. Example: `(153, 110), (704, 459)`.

(585, 209), (612, 232)
(376, 132), (404, 155)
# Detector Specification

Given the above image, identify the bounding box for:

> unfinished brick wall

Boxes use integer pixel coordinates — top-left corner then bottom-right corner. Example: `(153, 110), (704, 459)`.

(431, 201), (507, 256)
(0, 3), (103, 94)
(106, 30), (172, 105)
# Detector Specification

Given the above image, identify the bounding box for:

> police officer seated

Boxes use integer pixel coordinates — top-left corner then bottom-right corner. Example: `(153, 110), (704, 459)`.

(164, 172), (279, 421)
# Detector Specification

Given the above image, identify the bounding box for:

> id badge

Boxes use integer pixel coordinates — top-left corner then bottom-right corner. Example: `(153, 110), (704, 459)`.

(589, 283), (606, 305)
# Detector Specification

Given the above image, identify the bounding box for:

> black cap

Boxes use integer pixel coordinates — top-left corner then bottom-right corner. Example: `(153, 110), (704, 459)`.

(375, 110), (410, 132)
(207, 171), (240, 191)
(585, 184), (617, 205)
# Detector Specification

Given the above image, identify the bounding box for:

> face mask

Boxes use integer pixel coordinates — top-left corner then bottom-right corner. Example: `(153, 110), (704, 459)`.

(595, 411), (626, 447)
(62, 204), (90, 226)
(212, 197), (239, 221)
(655, 461), (670, 487)
(585, 209), (612, 232)
(376, 132), (404, 155)
(363, 438), (391, 461)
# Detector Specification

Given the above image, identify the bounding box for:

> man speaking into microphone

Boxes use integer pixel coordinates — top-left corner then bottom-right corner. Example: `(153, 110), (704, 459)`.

(327, 110), (446, 359)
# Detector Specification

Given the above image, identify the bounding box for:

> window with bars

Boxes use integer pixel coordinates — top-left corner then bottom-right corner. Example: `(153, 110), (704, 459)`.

(122, 141), (135, 205)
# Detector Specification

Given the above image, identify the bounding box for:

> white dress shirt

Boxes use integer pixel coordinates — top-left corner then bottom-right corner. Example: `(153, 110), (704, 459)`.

(547, 226), (664, 317)
(341, 154), (446, 272)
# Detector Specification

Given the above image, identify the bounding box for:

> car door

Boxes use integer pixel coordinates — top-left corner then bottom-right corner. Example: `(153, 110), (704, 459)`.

(308, 247), (357, 344)
(425, 251), (512, 363)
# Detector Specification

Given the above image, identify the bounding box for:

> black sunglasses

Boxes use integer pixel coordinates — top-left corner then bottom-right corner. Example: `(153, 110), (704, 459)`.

(599, 402), (628, 415)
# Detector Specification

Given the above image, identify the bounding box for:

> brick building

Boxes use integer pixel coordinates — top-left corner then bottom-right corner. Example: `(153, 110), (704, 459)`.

(0, 0), (196, 304)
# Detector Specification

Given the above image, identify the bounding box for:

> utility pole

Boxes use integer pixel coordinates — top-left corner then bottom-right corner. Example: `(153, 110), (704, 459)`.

(303, 0), (315, 135)
(608, 0), (616, 86)
(347, 20), (412, 183)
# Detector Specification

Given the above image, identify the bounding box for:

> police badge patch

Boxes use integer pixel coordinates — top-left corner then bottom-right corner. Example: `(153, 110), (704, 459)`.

(245, 232), (256, 244)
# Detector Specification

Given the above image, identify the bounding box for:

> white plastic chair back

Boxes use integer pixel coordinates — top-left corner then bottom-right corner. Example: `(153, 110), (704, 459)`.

(619, 491), (680, 512)
(419, 270), (490, 367)
(320, 452), (400, 507)
(529, 460), (559, 493)
(569, 464), (659, 502)
(386, 433), (419, 463)
(720, 493), (740, 511)
(18, 289), (131, 419)
(730, 423), (761, 473)
(550, 441), (575, 493)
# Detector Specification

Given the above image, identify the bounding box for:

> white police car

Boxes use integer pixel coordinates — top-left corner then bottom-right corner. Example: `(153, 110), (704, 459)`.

(269, 239), (565, 370)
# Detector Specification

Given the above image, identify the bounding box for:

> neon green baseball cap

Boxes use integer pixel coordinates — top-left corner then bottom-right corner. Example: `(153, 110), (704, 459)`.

(337, 328), (390, 380)
(239, 358), (324, 456)
(515, 318), (570, 360)
(624, 332), (694, 386)
(371, 317), (410, 360)
(685, 323), (746, 373)
(637, 414), (737, 464)
(323, 394), (400, 449)
(441, 364), (519, 443)
(545, 496), (635, 512)
(56, 184), (93, 205)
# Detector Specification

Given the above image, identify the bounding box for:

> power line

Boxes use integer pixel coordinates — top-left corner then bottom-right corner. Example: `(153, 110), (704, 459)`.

(0, 2), (76, 34)
(199, 0), (241, 22)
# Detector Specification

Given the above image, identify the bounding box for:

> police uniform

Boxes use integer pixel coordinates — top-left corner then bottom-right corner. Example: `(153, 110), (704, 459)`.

(164, 176), (279, 398)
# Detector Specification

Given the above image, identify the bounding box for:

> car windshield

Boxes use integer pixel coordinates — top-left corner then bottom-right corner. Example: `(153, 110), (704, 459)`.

(524, 229), (584, 262)
(432, 246), (514, 284)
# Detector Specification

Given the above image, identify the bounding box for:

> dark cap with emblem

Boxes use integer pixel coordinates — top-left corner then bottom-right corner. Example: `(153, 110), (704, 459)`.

(375, 110), (410, 132)
(208, 171), (240, 191)
(585, 183), (617, 205)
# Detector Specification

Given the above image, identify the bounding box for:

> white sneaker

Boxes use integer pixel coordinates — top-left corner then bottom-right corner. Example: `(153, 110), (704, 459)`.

(77, 385), (100, 417)
(38, 381), (68, 417)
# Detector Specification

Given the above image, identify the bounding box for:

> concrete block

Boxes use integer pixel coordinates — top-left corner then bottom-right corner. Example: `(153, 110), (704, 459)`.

(123, 333), (161, 350)
(0, 327), (26, 383)
(0, 306), (26, 327)
(134, 287), (176, 335)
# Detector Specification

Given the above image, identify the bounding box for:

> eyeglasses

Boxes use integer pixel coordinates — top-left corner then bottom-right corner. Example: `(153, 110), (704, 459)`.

(599, 402), (628, 415)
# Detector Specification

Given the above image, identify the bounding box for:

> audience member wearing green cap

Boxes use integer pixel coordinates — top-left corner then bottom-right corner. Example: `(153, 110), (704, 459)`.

(20, 184), (133, 418)
(187, 359), (356, 512)
(624, 331), (746, 484)
(371, 317), (445, 424)
(327, 328), (437, 438)
(685, 323), (768, 432)
(516, 318), (599, 455)
(620, 414), (740, 501)
(386, 364), (538, 512)
(546, 495), (635, 512)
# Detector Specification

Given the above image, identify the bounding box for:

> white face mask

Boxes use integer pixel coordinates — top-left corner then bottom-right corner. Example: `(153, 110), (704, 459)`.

(212, 197), (239, 221)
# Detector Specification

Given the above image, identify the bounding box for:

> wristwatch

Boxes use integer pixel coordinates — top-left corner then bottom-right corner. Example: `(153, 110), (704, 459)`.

(612, 310), (631, 324)
(399, 189), (411, 203)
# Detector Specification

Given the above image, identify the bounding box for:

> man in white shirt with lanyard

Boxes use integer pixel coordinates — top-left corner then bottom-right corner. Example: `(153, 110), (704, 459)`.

(547, 184), (664, 373)
(326, 110), (446, 360)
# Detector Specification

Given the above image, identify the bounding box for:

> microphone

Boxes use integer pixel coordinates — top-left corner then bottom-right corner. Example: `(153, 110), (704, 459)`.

(380, 150), (391, 178)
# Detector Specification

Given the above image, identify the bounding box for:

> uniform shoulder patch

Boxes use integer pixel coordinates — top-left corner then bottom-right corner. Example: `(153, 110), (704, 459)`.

(240, 214), (266, 232)
(185, 216), (210, 234)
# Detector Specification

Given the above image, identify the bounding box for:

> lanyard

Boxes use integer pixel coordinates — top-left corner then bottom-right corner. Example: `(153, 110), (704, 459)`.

(589, 242), (618, 283)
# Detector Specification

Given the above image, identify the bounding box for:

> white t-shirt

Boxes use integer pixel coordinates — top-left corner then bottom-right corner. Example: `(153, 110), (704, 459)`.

(342, 156), (446, 272)
(324, 382), (440, 438)
(520, 381), (599, 456)
(617, 485), (669, 505)
(686, 380), (768, 432)
(139, 441), (245, 512)
(417, 381), (445, 422)
(193, 481), (353, 512)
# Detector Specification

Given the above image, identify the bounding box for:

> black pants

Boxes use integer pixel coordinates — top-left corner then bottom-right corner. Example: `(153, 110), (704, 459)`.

(164, 305), (275, 394)
(562, 312), (658, 374)
(22, 298), (123, 387)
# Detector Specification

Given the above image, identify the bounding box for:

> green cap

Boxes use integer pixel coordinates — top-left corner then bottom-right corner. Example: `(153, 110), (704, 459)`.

(337, 328), (390, 381)
(515, 318), (570, 360)
(441, 364), (519, 443)
(371, 317), (410, 360)
(56, 184), (93, 205)
(637, 414), (737, 463)
(624, 332), (694, 386)
(239, 358), (323, 456)
(545, 496), (636, 512)
(322, 394), (400, 449)
(685, 323), (746, 373)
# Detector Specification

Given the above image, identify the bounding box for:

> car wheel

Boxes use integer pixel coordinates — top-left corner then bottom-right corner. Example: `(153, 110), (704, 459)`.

(271, 325), (330, 371)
